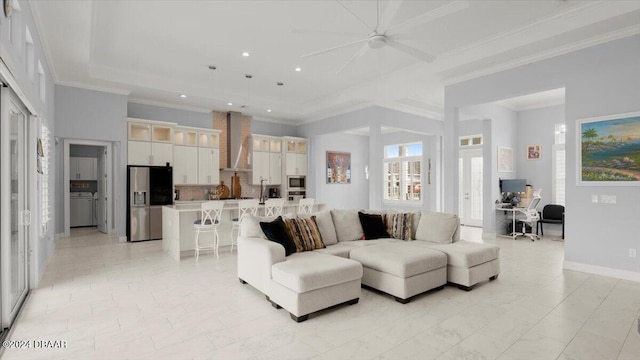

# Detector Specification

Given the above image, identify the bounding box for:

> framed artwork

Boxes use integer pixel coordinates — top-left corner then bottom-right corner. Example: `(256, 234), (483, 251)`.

(326, 151), (351, 184)
(497, 146), (513, 172)
(527, 145), (541, 160)
(577, 111), (640, 186)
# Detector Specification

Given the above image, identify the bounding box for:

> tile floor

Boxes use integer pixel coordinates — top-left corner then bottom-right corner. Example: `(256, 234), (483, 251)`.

(2, 227), (639, 360)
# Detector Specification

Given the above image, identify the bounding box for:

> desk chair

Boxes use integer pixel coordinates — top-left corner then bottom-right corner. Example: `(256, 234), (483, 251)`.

(298, 198), (315, 215)
(194, 201), (225, 260)
(517, 189), (542, 241)
(264, 199), (285, 217)
(230, 199), (260, 253)
(537, 204), (565, 239)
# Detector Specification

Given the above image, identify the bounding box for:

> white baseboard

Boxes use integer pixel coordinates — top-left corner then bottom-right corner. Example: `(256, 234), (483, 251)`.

(119, 236), (127, 243)
(564, 261), (640, 283)
(482, 232), (496, 239)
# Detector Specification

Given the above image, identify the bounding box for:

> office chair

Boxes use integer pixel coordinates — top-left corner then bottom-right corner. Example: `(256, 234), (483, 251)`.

(517, 189), (542, 241)
(537, 204), (565, 239)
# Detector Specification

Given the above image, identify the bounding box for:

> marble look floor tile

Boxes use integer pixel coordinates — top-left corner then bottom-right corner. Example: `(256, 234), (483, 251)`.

(437, 333), (514, 360)
(559, 331), (623, 360)
(496, 335), (567, 360)
(311, 333), (395, 360)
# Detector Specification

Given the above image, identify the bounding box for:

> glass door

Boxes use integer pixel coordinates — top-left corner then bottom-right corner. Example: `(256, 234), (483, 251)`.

(459, 148), (483, 227)
(1, 87), (30, 329)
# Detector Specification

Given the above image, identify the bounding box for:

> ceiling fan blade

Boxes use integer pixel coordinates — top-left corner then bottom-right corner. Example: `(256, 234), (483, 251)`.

(300, 38), (367, 58)
(336, 0), (375, 33)
(387, 0), (469, 33)
(386, 39), (436, 62)
(336, 43), (370, 74)
(378, 0), (404, 32)
(291, 28), (364, 38)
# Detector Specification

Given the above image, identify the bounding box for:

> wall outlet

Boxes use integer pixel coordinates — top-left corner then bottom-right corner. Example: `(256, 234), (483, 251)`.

(592, 195), (599, 203)
(600, 195), (617, 204)
(629, 248), (637, 258)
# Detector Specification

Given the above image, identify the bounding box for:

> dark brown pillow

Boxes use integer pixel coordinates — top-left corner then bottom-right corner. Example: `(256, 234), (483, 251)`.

(358, 212), (390, 240)
(259, 216), (296, 256)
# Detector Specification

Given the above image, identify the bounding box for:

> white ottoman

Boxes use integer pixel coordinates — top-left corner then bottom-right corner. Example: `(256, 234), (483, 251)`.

(270, 252), (363, 322)
(350, 244), (447, 303)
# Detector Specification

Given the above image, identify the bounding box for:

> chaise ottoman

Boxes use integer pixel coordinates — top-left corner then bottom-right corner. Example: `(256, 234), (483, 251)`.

(349, 243), (447, 303)
(269, 252), (363, 322)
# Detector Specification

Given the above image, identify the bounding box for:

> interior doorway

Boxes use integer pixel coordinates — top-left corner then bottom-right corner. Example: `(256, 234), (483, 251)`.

(64, 140), (114, 237)
(459, 148), (483, 227)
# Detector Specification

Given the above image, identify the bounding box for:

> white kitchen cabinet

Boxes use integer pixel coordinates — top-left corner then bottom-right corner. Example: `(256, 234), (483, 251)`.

(151, 142), (174, 166)
(198, 148), (220, 185)
(251, 151), (270, 185)
(69, 157), (97, 180)
(173, 146), (198, 185)
(127, 119), (175, 166)
(269, 152), (282, 184)
(127, 141), (152, 166)
(284, 137), (308, 176)
(251, 135), (282, 185)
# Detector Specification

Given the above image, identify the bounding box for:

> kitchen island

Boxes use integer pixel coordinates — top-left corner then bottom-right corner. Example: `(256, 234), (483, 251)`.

(162, 200), (326, 261)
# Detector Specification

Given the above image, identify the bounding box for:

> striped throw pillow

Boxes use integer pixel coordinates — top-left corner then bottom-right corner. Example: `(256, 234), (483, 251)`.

(285, 216), (326, 252)
(383, 212), (413, 240)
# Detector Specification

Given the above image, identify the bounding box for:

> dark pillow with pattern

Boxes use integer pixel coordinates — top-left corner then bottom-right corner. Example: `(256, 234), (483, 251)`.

(358, 212), (390, 240)
(284, 216), (325, 252)
(383, 212), (413, 240)
(259, 216), (296, 256)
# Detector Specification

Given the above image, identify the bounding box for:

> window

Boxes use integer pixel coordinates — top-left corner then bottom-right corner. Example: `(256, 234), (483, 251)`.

(384, 143), (422, 203)
(459, 135), (483, 147)
(553, 123), (566, 205)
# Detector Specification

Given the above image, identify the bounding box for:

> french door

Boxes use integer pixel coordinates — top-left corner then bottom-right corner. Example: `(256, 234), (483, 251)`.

(1, 87), (30, 329)
(459, 148), (483, 227)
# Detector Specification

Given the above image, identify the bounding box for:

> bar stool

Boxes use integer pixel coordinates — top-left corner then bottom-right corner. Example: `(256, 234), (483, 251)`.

(264, 198), (285, 217)
(193, 201), (225, 260)
(298, 198), (315, 215)
(230, 199), (260, 253)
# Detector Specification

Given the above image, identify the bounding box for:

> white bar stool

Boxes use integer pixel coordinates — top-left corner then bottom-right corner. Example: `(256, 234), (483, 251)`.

(230, 199), (260, 253)
(264, 198), (285, 217)
(298, 198), (315, 215)
(193, 201), (224, 260)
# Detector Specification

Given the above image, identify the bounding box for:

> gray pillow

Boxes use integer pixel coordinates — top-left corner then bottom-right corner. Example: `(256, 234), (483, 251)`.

(299, 210), (338, 245)
(330, 209), (364, 242)
(415, 211), (459, 244)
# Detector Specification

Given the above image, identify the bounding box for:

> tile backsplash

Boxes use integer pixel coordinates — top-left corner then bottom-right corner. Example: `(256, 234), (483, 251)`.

(175, 171), (262, 201)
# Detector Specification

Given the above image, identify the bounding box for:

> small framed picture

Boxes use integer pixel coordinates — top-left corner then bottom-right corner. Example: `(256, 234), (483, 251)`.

(497, 146), (513, 172)
(527, 145), (541, 160)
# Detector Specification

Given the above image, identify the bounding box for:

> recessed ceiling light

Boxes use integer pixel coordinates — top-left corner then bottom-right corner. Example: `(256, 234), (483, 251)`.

(242, 52), (250, 57)
(179, 94), (187, 98)
(227, 102), (233, 106)
(267, 109), (272, 113)
(295, 67), (302, 72)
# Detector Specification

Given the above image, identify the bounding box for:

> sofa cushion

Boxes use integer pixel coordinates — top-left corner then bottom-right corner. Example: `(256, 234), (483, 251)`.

(383, 212), (413, 240)
(358, 212), (390, 240)
(331, 209), (364, 242)
(299, 210), (338, 246)
(338, 239), (398, 248)
(411, 241), (500, 268)
(271, 252), (363, 293)
(285, 216), (326, 252)
(259, 216), (297, 256)
(415, 211), (459, 244)
(314, 243), (353, 258)
(350, 244), (446, 278)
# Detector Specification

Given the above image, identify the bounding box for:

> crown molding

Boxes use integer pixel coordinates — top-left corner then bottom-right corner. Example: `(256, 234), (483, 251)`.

(443, 25), (640, 87)
(251, 115), (300, 126)
(127, 97), (213, 114)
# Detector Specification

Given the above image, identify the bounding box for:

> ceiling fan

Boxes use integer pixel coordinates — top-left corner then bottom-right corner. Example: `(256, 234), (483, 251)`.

(298, 0), (470, 74)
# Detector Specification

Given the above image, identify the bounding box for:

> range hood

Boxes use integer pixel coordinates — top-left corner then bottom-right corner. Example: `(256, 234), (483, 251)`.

(220, 111), (251, 172)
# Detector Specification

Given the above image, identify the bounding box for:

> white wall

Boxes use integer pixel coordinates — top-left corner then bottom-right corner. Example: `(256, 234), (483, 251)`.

(445, 35), (640, 277)
(252, 119), (298, 137)
(312, 133), (369, 209)
(127, 102), (212, 127)
(55, 85), (128, 235)
(298, 106), (443, 212)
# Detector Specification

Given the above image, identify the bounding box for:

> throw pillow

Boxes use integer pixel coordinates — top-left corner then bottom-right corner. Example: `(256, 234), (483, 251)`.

(285, 216), (326, 252)
(298, 210), (338, 245)
(330, 209), (364, 242)
(414, 211), (459, 244)
(259, 216), (297, 256)
(358, 212), (390, 240)
(383, 212), (413, 240)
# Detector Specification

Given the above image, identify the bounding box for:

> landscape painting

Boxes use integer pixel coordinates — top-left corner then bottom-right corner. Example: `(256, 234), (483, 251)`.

(578, 111), (640, 185)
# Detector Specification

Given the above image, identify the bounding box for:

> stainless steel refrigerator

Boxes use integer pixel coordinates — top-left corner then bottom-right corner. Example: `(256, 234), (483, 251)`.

(127, 165), (173, 242)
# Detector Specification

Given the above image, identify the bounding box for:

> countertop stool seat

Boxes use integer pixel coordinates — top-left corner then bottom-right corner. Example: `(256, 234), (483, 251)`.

(349, 243), (447, 303)
(193, 201), (224, 260)
(231, 199), (260, 253)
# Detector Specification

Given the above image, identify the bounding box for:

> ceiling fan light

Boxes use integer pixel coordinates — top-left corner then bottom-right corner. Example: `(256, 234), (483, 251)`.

(368, 34), (387, 49)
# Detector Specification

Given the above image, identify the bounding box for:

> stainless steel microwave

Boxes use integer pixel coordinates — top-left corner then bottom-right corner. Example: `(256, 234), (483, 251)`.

(287, 176), (306, 190)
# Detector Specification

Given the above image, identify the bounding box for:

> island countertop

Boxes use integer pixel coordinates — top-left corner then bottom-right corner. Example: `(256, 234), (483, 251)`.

(162, 201), (326, 261)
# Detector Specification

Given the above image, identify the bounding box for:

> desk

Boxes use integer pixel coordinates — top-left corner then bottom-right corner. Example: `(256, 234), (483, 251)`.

(495, 205), (528, 240)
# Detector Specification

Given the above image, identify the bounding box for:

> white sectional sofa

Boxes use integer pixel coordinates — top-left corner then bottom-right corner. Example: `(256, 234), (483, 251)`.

(237, 209), (500, 322)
